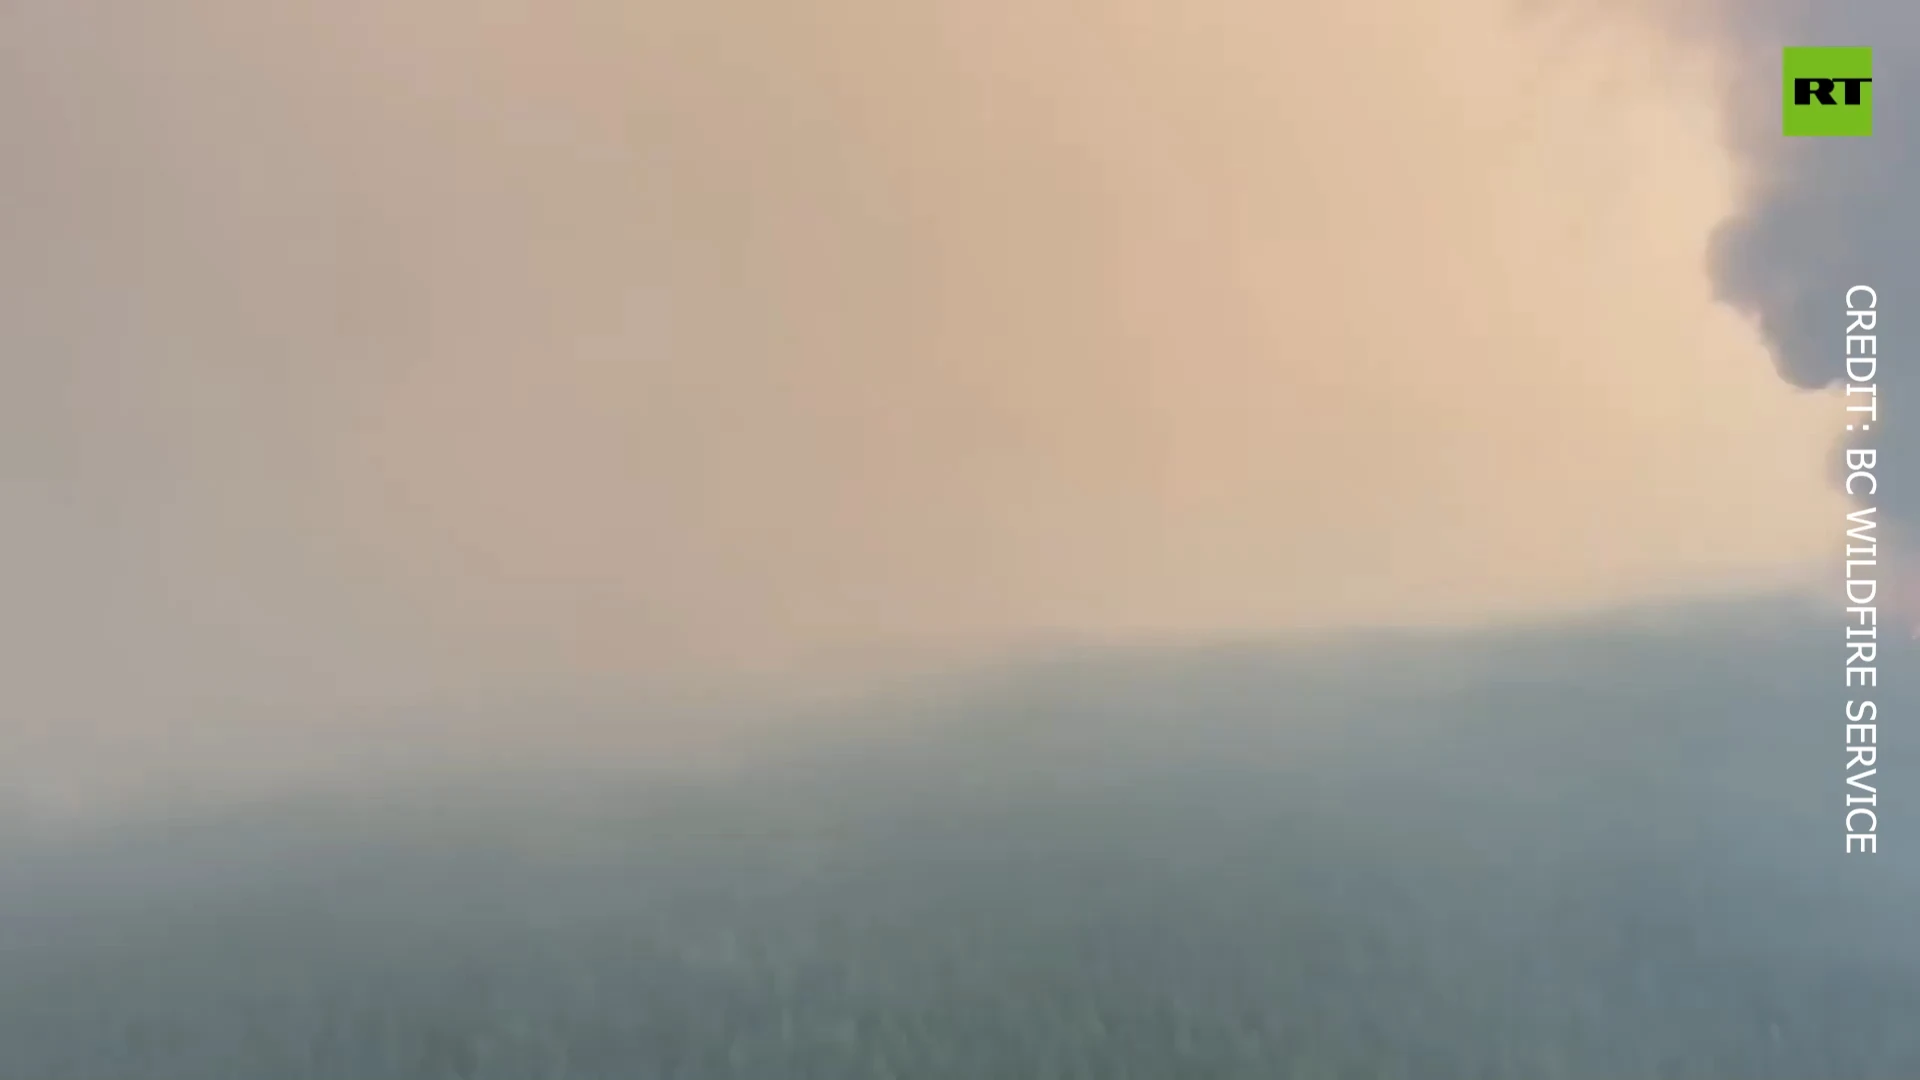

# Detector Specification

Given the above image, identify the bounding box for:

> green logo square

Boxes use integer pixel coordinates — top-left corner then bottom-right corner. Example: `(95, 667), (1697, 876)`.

(1783, 47), (1873, 136)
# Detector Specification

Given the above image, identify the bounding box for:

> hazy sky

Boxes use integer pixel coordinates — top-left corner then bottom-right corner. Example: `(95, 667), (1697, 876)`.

(0, 0), (1844, 791)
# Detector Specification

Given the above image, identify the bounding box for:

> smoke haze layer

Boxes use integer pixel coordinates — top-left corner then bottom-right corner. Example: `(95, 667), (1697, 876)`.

(0, 0), (1848, 797)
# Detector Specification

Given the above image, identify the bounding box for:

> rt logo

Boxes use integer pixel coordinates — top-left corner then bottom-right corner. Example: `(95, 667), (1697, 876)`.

(1783, 47), (1873, 136)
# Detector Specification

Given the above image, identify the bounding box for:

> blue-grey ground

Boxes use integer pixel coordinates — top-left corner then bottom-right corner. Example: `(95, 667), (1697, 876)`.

(0, 598), (1912, 1079)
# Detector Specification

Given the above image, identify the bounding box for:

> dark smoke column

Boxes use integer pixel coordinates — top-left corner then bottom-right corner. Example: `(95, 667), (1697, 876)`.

(1710, 3), (1916, 535)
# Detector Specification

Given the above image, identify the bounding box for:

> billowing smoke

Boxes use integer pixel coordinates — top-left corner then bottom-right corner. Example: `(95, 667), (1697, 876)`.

(1705, 1), (1918, 529)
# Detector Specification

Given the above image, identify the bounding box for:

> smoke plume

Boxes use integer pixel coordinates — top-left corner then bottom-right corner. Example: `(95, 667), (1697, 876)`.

(1704, 1), (1917, 530)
